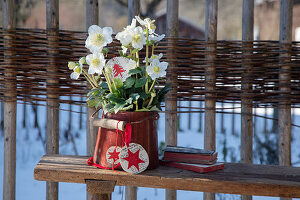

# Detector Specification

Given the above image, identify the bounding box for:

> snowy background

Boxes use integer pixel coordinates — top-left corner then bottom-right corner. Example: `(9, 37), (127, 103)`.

(0, 100), (299, 200)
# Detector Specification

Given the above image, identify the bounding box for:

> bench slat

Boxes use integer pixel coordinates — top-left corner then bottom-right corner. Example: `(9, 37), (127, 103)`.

(34, 154), (300, 198)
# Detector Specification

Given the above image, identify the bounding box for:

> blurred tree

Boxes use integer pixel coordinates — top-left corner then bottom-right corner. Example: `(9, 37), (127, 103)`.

(114, 0), (163, 18)
(15, 0), (40, 26)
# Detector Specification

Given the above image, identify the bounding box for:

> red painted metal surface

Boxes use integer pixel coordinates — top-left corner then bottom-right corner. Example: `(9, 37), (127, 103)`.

(93, 111), (159, 170)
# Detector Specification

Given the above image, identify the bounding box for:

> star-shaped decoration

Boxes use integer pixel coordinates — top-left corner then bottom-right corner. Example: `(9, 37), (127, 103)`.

(108, 148), (120, 163)
(122, 149), (145, 171)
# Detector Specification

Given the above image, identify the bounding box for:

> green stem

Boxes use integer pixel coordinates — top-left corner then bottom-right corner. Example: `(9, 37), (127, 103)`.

(148, 79), (156, 94)
(136, 52), (139, 67)
(83, 74), (96, 89)
(103, 70), (113, 93)
(147, 95), (154, 108)
(91, 75), (98, 87)
(82, 68), (98, 88)
(145, 31), (149, 93)
(110, 74), (117, 90)
(152, 44), (155, 56)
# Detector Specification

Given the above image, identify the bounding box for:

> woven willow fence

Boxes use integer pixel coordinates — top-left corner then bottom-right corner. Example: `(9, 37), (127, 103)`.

(1, 28), (300, 110)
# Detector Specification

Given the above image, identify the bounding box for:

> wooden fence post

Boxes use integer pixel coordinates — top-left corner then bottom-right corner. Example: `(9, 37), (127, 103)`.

(279, 1), (293, 200)
(241, 1), (254, 200)
(125, 1), (140, 200)
(128, 0), (140, 23)
(46, 0), (60, 200)
(2, 0), (16, 200)
(165, 0), (178, 200)
(86, 1), (108, 200)
(204, 0), (217, 200)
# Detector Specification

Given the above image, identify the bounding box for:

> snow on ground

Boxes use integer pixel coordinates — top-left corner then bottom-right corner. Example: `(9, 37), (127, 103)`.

(0, 100), (300, 200)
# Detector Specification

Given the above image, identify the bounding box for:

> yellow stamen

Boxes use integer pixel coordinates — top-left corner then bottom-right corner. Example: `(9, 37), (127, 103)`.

(91, 58), (100, 66)
(91, 33), (104, 46)
(153, 66), (160, 73)
(133, 34), (141, 43)
(74, 67), (81, 74)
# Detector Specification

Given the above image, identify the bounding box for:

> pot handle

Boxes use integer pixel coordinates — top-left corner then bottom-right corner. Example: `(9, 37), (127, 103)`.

(92, 118), (127, 131)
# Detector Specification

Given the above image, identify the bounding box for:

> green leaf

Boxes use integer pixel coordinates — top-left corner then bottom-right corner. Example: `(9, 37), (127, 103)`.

(132, 48), (139, 55)
(124, 77), (136, 89)
(118, 50), (125, 57)
(130, 93), (140, 102)
(114, 101), (127, 113)
(139, 91), (150, 100)
(114, 78), (123, 88)
(100, 81), (109, 89)
(103, 103), (115, 114)
(120, 104), (133, 111)
(135, 77), (147, 88)
(158, 83), (172, 102)
(128, 68), (141, 75)
(125, 97), (133, 104)
(96, 100), (104, 109)
(150, 106), (161, 111)
(106, 93), (123, 104)
(87, 99), (97, 107)
(136, 108), (150, 112)
(102, 48), (109, 56)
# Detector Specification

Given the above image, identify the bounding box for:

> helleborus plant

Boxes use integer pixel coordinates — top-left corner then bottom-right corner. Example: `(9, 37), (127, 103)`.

(67, 16), (170, 114)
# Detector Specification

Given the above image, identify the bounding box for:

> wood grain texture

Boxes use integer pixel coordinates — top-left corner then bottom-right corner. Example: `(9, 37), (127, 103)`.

(125, 186), (137, 200)
(2, 0), (16, 200)
(92, 118), (127, 131)
(34, 155), (300, 198)
(86, 180), (116, 194)
(166, 1), (179, 199)
(204, 1), (217, 199)
(86, 0), (98, 27)
(3, 102), (16, 200)
(279, 0), (292, 170)
(128, 0), (140, 24)
(241, 2), (254, 200)
(46, 1), (60, 200)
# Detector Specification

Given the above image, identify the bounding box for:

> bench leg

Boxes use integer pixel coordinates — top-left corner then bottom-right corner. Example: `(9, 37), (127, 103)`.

(86, 180), (116, 200)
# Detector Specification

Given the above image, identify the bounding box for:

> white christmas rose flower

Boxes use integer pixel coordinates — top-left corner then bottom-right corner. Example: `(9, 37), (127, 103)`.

(68, 61), (76, 70)
(70, 64), (82, 80)
(85, 25), (113, 53)
(116, 19), (136, 46)
(144, 53), (163, 63)
(127, 59), (137, 70)
(135, 16), (156, 34)
(146, 58), (168, 80)
(86, 53), (105, 75)
(149, 33), (165, 42)
(121, 46), (128, 55)
(131, 26), (146, 50)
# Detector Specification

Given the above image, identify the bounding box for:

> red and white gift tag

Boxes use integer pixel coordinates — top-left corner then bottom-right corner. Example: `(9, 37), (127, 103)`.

(119, 143), (149, 174)
(106, 143), (149, 174)
(106, 146), (122, 167)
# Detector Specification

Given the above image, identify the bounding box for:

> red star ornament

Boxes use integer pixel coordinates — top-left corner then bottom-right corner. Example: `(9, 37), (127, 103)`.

(119, 143), (149, 174)
(122, 149), (145, 171)
(106, 146), (121, 167)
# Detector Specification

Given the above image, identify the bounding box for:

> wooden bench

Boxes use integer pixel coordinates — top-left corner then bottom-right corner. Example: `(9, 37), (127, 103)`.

(34, 154), (300, 198)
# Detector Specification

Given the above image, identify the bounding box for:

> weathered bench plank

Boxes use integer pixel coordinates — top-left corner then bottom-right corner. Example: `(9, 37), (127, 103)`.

(34, 154), (300, 198)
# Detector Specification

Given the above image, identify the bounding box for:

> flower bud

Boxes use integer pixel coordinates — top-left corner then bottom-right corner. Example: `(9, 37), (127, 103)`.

(68, 61), (76, 70)
(79, 57), (86, 65)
